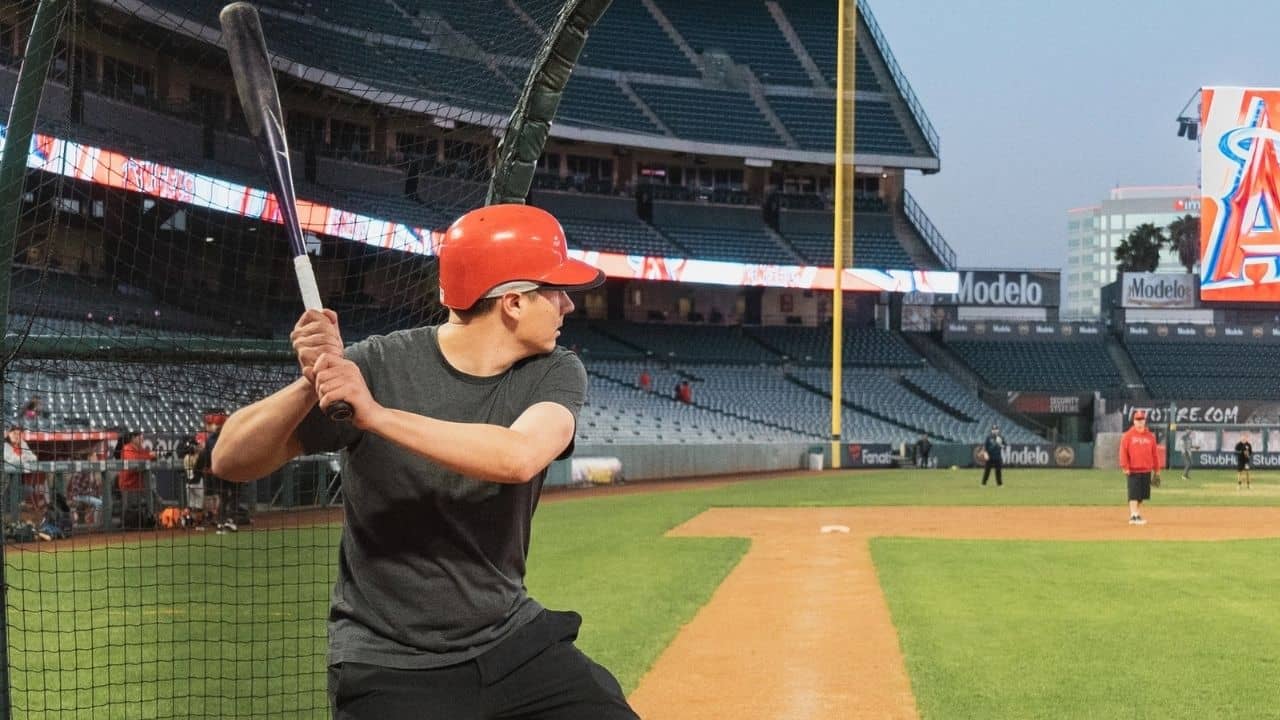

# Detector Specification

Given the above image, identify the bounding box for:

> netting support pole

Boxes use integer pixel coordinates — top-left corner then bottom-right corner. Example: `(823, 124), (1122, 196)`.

(487, 0), (613, 205)
(0, 0), (70, 338)
(0, 3), (71, 717)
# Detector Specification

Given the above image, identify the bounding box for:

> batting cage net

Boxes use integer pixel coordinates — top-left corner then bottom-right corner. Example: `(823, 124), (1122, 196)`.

(0, 0), (600, 716)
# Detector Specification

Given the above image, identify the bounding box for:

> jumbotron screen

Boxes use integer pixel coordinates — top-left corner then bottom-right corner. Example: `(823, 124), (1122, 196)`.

(1200, 86), (1280, 302)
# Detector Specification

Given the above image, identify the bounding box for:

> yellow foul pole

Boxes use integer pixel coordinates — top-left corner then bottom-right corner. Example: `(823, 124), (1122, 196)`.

(831, 0), (855, 468)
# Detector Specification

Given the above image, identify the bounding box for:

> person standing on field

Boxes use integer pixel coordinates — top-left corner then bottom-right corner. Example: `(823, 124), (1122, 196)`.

(1179, 430), (1197, 480)
(1120, 410), (1162, 525)
(1235, 432), (1253, 490)
(211, 204), (638, 720)
(980, 425), (1004, 486)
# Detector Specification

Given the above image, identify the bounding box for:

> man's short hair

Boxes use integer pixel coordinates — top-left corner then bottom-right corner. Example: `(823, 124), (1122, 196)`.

(453, 286), (543, 321)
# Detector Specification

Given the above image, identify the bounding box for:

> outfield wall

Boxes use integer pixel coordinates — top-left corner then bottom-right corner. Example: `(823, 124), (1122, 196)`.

(1095, 433), (1122, 469)
(560, 441), (1096, 485)
(567, 442), (817, 483)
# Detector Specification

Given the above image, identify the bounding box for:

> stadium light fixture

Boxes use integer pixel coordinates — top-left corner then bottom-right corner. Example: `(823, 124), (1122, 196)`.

(1175, 89), (1200, 142)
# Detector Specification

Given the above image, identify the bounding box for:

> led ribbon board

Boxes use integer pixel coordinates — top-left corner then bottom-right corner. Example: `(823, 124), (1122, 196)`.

(0, 123), (958, 293)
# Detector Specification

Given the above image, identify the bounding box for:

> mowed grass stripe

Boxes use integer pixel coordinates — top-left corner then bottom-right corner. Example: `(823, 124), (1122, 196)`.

(873, 538), (1280, 720)
(6, 469), (1280, 717)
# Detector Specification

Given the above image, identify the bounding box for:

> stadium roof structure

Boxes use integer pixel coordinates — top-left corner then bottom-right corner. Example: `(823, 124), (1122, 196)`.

(100, 0), (940, 172)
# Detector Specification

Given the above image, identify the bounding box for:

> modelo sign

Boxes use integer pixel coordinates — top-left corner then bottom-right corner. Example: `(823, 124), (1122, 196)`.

(1122, 273), (1197, 308)
(946, 270), (1060, 307)
(972, 443), (1084, 467)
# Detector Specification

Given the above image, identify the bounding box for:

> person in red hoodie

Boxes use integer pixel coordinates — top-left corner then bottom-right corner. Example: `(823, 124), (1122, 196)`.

(115, 430), (155, 492)
(1119, 410), (1162, 525)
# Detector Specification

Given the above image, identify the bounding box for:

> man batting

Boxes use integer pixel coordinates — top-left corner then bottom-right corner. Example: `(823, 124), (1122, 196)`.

(213, 204), (638, 719)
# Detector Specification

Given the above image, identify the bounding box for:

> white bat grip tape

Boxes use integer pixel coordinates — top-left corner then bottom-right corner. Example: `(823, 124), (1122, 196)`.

(294, 255), (324, 311)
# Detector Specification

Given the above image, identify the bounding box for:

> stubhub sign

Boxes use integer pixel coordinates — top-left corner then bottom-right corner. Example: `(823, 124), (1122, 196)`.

(944, 270), (1060, 307)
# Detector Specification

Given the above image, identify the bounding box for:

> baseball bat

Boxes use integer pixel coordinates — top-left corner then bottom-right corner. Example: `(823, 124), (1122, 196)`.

(219, 2), (352, 422)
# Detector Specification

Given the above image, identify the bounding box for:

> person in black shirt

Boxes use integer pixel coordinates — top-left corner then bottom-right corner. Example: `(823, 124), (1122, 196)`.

(981, 425), (1005, 486)
(1235, 433), (1253, 490)
(915, 434), (932, 469)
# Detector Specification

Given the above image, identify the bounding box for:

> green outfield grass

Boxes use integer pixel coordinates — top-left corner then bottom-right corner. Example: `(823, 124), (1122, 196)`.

(874, 538), (1280, 720)
(5, 468), (1280, 718)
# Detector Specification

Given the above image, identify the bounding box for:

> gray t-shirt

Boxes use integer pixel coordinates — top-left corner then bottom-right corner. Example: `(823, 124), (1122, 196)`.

(296, 325), (586, 669)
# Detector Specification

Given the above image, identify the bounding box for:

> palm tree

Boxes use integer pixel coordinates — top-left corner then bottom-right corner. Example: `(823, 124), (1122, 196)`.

(1167, 214), (1200, 274)
(1115, 223), (1168, 272)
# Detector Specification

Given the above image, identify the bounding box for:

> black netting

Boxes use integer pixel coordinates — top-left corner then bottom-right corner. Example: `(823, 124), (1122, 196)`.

(2, 1), (572, 716)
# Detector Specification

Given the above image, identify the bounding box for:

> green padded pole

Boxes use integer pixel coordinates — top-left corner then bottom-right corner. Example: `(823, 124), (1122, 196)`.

(487, 0), (613, 206)
(0, 0), (70, 338)
(0, 3), (70, 718)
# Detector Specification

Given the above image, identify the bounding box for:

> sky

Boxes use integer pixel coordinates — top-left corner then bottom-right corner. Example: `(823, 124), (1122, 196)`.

(866, 0), (1280, 272)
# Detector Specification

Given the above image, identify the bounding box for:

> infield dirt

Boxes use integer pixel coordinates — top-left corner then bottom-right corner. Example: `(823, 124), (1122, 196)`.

(628, 506), (1280, 720)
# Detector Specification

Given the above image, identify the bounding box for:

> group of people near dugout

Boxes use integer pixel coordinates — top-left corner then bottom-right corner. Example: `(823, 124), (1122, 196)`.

(3, 414), (241, 536)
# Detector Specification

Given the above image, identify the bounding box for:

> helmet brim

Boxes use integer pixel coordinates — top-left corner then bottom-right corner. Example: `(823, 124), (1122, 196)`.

(535, 258), (606, 293)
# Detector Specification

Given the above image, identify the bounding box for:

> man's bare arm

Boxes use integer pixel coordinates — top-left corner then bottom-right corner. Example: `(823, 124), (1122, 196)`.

(212, 377), (315, 482)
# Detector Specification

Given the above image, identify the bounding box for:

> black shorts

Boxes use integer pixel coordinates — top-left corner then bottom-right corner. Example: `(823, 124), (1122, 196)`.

(328, 611), (637, 720)
(1237, 459), (1250, 472)
(1127, 472), (1151, 502)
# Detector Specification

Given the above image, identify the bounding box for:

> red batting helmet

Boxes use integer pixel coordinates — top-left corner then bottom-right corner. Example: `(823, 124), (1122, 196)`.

(438, 204), (604, 310)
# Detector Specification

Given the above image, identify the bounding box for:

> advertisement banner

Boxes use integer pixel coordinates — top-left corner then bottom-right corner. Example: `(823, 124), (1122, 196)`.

(1189, 451), (1280, 469)
(1200, 87), (1280, 302)
(944, 321), (1102, 341)
(939, 270), (1060, 307)
(1124, 323), (1280, 342)
(0, 123), (959, 294)
(1121, 273), (1198, 308)
(963, 443), (1092, 468)
(844, 443), (897, 467)
(1004, 392), (1090, 415)
(1120, 401), (1280, 426)
(572, 252), (959, 293)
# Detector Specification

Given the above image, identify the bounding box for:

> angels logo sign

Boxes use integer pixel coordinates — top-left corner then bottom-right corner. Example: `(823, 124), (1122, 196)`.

(1201, 87), (1280, 301)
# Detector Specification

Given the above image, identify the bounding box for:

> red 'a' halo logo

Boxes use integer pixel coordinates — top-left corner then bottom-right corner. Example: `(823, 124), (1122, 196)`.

(1207, 95), (1280, 295)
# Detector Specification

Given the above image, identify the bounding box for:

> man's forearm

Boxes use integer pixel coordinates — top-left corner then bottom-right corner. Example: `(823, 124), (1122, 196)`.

(364, 406), (547, 484)
(212, 377), (315, 482)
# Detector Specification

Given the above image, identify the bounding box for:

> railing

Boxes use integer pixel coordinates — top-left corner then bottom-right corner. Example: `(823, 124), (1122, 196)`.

(2, 455), (341, 530)
(902, 189), (956, 269)
(859, 0), (941, 159)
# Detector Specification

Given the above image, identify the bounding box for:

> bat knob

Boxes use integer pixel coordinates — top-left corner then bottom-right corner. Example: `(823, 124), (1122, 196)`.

(325, 401), (355, 423)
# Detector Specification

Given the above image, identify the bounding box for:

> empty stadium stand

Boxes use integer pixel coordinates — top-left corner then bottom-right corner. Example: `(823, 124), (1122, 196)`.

(3, 360), (295, 434)
(654, 225), (796, 265)
(559, 74), (663, 135)
(650, 201), (799, 265)
(747, 325), (923, 367)
(1125, 339), (1280, 400)
(562, 218), (682, 257)
(653, 0), (811, 85)
(579, 361), (815, 444)
(766, 96), (919, 156)
(569, 1), (700, 77)
(948, 339), (1123, 393)
(0, 0), (981, 455)
(773, 0), (879, 90)
(629, 83), (782, 147)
